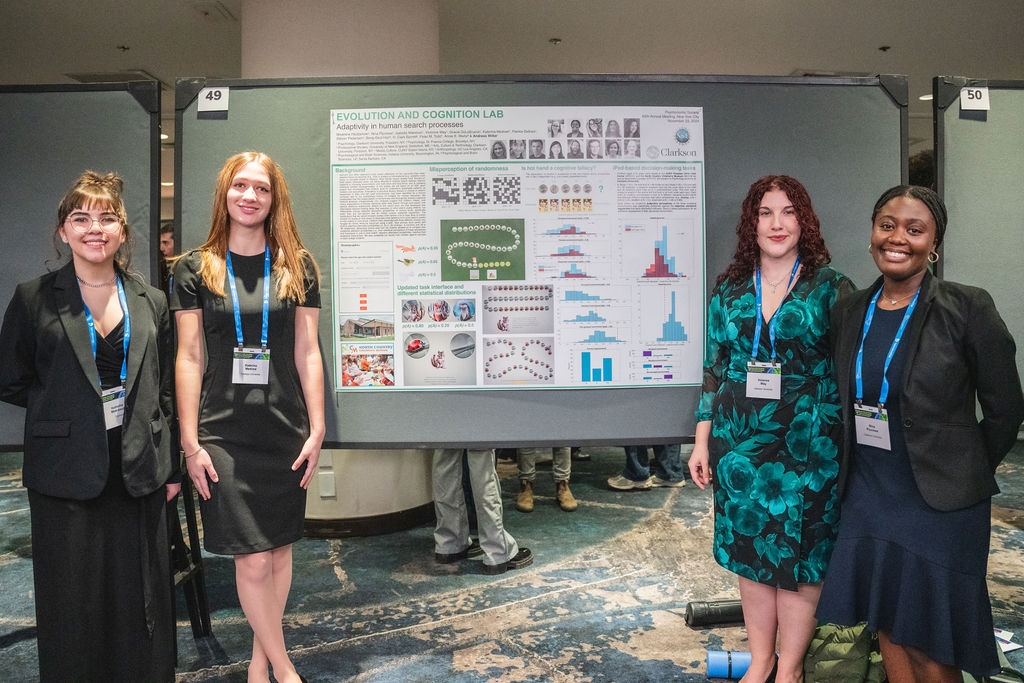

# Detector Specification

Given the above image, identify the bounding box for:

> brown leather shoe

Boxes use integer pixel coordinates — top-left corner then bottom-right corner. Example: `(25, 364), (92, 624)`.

(556, 480), (578, 511)
(516, 479), (534, 512)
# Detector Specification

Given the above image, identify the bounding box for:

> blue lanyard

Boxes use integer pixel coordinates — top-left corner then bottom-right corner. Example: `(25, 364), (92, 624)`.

(82, 276), (130, 387)
(854, 287), (920, 406)
(225, 246), (271, 349)
(752, 255), (800, 362)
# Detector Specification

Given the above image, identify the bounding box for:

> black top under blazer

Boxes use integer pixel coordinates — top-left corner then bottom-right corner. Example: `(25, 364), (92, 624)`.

(0, 261), (176, 500)
(831, 270), (1024, 512)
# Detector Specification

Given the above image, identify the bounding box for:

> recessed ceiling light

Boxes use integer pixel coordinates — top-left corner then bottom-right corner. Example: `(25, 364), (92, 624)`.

(549, 38), (562, 46)
(161, 182), (174, 187)
(919, 94), (933, 101)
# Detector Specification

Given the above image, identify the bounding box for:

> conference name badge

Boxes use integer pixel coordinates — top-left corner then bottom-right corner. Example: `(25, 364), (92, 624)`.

(745, 361), (781, 400)
(102, 385), (126, 430)
(232, 347), (271, 384)
(854, 402), (891, 450)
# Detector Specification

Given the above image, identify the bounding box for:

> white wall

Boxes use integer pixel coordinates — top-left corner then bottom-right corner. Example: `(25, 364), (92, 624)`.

(241, 0), (440, 78)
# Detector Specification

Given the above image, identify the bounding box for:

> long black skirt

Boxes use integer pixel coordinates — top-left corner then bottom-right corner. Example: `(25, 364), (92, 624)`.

(28, 435), (175, 682)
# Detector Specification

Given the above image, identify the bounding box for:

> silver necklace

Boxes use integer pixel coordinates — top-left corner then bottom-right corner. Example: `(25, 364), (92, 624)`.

(76, 274), (117, 288)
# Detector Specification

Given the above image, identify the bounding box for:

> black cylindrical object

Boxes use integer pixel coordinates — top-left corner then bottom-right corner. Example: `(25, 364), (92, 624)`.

(685, 599), (744, 627)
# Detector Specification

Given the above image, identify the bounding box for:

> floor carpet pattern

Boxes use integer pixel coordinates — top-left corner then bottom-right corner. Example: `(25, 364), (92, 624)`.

(2, 444), (1022, 682)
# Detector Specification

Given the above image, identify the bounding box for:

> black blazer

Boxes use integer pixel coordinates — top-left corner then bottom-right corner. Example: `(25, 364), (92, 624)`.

(832, 270), (1024, 511)
(0, 262), (175, 500)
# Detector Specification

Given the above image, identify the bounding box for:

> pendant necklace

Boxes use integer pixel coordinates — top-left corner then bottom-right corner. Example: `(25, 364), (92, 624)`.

(881, 289), (915, 306)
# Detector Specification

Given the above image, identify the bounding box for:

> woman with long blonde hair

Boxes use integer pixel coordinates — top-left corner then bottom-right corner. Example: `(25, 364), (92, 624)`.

(172, 151), (323, 683)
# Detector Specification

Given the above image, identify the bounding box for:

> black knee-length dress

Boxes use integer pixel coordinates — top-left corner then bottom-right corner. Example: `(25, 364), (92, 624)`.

(171, 250), (320, 555)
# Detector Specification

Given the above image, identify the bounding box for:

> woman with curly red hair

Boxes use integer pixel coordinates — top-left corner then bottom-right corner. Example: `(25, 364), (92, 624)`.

(689, 176), (854, 683)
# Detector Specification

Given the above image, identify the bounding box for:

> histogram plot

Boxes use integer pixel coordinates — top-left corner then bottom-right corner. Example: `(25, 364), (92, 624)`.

(563, 289), (603, 303)
(534, 218), (612, 280)
(560, 319), (634, 346)
(560, 284), (633, 304)
(646, 225), (678, 277)
(620, 219), (697, 281)
(536, 260), (613, 280)
(658, 292), (688, 341)
(552, 244), (586, 257)
(565, 310), (607, 323)
(543, 223), (591, 236)
(579, 329), (626, 344)
(639, 284), (691, 344)
(559, 300), (633, 345)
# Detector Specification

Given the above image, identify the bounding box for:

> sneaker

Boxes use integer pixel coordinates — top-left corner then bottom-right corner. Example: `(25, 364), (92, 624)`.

(607, 474), (653, 491)
(651, 476), (686, 488)
(571, 447), (591, 461)
(435, 539), (484, 564)
(483, 547), (533, 575)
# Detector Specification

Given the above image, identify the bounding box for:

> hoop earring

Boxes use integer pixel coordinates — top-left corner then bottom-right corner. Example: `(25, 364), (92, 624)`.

(928, 251), (939, 263)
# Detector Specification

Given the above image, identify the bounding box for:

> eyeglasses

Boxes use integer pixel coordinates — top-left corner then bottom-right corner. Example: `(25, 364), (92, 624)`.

(66, 213), (122, 233)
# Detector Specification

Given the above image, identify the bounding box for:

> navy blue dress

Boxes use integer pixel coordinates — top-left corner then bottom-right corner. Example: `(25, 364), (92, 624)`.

(816, 303), (997, 676)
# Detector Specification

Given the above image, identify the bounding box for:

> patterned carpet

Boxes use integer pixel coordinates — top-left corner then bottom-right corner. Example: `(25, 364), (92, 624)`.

(1, 444), (1022, 682)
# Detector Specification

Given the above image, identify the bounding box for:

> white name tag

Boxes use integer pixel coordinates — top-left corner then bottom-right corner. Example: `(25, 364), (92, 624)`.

(746, 361), (781, 400)
(102, 385), (126, 430)
(854, 402), (891, 450)
(232, 347), (271, 384)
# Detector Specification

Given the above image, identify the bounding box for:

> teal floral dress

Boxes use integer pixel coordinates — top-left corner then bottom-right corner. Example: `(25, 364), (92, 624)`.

(696, 266), (854, 590)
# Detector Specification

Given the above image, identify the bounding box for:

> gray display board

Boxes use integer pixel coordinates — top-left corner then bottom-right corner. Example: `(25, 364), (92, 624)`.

(175, 74), (907, 448)
(0, 82), (161, 449)
(934, 77), (1024, 387)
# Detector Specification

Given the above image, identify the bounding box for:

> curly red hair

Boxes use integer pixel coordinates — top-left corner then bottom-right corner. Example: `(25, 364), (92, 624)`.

(716, 175), (832, 287)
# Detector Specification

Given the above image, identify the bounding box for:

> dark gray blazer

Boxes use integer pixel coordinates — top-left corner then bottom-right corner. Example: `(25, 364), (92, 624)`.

(0, 261), (175, 500)
(832, 269), (1024, 511)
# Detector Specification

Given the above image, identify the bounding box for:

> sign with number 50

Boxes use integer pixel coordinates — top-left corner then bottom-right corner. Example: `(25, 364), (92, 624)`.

(960, 86), (990, 111)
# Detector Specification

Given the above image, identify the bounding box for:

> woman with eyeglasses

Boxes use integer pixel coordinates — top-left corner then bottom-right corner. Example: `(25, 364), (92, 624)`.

(0, 171), (178, 681)
(171, 151), (322, 683)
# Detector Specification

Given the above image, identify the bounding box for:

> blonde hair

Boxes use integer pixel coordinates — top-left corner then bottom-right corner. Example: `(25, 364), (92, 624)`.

(53, 171), (134, 270)
(189, 151), (319, 303)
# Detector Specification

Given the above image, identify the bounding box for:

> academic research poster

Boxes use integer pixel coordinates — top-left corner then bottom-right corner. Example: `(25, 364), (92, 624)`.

(330, 106), (705, 391)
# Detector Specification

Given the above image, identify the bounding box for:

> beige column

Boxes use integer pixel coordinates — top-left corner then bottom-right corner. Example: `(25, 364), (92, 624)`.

(240, 0), (439, 78)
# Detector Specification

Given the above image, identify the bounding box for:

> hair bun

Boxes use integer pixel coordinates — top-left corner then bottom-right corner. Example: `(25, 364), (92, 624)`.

(80, 170), (125, 194)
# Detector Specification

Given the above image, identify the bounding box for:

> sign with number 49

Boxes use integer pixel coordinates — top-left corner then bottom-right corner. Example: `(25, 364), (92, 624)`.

(198, 87), (229, 113)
